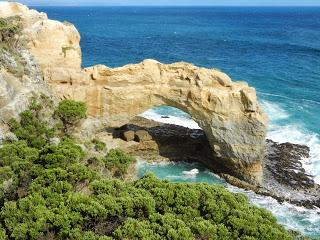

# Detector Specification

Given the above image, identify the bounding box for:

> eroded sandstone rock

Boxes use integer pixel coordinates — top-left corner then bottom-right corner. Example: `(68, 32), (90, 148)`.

(120, 117), (320, 209)
(0, 2), (268, 184)
(80, 61), (267, 183)
(135, 130), (153, 143)
(122, 130), (135, 142)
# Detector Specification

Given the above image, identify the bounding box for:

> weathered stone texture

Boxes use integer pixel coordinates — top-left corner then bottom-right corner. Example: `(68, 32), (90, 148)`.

(0, 2), (268, 183)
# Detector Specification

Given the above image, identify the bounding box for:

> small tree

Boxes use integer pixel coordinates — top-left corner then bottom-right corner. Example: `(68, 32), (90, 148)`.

(54, 100), (86, 135)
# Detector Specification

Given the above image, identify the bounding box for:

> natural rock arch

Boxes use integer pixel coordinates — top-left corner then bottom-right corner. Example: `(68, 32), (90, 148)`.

(55, 61), (267, 183)
(0, 2), (268, 184)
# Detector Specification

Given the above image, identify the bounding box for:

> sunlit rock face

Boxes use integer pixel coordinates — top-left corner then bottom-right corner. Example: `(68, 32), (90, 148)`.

(0, 2), (268, 184)
(0, 2), (51, 126)
(78, 61), (268, 183)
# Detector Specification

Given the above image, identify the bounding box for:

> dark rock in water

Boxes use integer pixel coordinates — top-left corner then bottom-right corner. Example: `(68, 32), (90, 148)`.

(263, 140), (319, 209)
(114, 117), (320, 209)
(223, 139), (320, 209)
(114, 116), (221, 167)
(265, 140), (314, 189)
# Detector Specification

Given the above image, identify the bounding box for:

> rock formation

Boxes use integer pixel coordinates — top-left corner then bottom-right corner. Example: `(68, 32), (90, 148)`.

(114, 117), (320, 209)
(0, 2), (268, 183)
(0, 2), (52, 140)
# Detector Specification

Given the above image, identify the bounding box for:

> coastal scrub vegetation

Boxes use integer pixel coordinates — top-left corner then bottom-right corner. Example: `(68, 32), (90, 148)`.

(0, 96), (298, 239)
(0, 16), (24, 77)
(54, 99), (86, 135)
(0, 17), (22, 47)
(92, 138), (107, 152)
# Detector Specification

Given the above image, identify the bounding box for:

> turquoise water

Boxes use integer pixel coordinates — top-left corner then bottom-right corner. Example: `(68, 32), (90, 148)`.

(137, 161), (320, 237)
(36, 6), (320, 182)
(33, 6), (320, 236)
(137, 161), (225, 184)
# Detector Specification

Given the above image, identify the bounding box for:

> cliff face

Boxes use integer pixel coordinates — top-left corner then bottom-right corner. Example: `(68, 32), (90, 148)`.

(0, 2), (53, 140)
(0, 2), (268, 184)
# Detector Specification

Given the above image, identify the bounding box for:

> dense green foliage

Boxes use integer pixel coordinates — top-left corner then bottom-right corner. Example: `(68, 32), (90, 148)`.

(8, 95), (55, 149)
(55, 99), (86, 134)
(104, 149), (135, 178)
(0, 97), (296, 239)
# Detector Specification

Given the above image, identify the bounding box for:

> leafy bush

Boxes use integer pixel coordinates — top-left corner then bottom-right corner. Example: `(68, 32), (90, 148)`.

(104, 149), (136, 178)
(38, 138), (85, 168)
(8, 112), (54, 149)
(54, 99), (86, 134)
(0, 97), (297, 239)
(0, 226), (7, 239)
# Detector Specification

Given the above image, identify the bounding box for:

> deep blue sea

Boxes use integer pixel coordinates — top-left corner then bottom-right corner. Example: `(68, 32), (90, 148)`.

(34, 6), (320, 236)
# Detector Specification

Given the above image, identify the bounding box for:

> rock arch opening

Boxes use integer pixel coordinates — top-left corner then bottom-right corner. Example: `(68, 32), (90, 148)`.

(46, 60), (267, 183)
(1, 3), (267, 184)
(113, 106), (219, 171)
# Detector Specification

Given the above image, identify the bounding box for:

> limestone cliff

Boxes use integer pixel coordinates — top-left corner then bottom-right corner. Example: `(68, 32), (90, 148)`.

(0, 2), (53, 140)
(0, 2), (268, 184)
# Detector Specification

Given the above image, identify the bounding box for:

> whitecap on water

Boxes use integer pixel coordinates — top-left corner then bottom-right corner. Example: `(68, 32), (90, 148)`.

(182, 168), (199, 177)
(260, 100), (290, 121)
(141, 103), (320, 183)
(140, 109), (201, 129)
(258, 91), (320, 106)
(227, 184), (320, 236)
(262, 100), (320, 184)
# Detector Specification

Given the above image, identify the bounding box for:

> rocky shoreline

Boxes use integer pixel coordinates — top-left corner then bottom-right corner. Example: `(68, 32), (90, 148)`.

(0, 3), (318, 238)
(113, 116), (320, 209)
(1, 0), (319, 210)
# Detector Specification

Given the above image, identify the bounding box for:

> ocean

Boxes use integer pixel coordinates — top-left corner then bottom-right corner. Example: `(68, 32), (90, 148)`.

(34, 6), (320, 236)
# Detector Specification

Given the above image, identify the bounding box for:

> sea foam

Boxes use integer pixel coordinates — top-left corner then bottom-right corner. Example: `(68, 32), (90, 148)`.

(227, 184), (320, 236)
(140, 109), (201, 129)
(138, 161), (320, 236)
(141, 101), (320, 184)
(261, 100), (320, 184)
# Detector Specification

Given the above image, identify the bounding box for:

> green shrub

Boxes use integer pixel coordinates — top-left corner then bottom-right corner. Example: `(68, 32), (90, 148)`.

(8, 95), (55, 149)
(54, 99), (86, 134)
(0, 17), (23, 77)
(0, 96), (297, 240)
(92, 139), (106, 152)
(0, 226), (7, 240)
(38, 138), (84, 168)
(104, 149), (136, 178)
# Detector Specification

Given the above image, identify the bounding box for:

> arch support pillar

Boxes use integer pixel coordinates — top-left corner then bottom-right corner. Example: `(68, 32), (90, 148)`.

(6, 3), (268, 184)
(48, 60), (268, 184)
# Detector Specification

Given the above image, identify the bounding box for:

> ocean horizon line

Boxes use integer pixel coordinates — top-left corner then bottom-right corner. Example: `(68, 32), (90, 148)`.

(24, 5), (320, 8)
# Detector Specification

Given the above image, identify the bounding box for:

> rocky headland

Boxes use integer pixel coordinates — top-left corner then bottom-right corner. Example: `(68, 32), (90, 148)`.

(0, 2), (319, 209)
(112, 116), (319, 209)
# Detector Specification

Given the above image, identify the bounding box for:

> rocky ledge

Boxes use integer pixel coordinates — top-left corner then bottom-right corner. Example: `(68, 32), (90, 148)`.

(0, 2), (269, 184)
(114, 116), (320, 209)
(262, 140), (319, 208)
(1, 2), (318, 209)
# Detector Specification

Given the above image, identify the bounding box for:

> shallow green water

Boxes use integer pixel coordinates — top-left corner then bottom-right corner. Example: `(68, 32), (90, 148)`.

(136, 161), (320, 237)
(137, 161), (225, 184)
